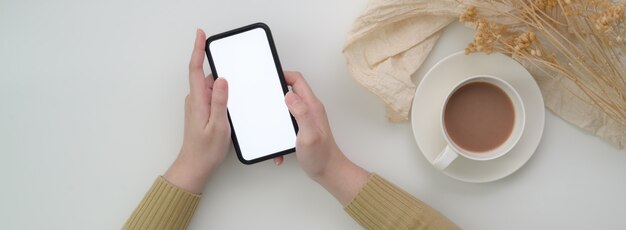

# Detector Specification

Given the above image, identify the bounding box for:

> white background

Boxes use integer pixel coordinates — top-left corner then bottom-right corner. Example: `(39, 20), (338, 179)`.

(1, 0), (625, 229)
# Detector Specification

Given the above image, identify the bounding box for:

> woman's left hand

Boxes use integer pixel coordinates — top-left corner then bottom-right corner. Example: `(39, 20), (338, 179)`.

(164, 29), (231, 194)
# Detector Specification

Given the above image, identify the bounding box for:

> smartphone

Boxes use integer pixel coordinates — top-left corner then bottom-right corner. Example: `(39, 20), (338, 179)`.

(205, 23), (298, 164)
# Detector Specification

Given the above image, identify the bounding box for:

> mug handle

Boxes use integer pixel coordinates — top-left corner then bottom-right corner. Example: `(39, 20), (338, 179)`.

(433, 145), (458, 170)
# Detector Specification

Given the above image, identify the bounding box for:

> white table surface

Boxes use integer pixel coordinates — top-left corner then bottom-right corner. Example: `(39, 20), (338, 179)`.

(1, 1), (625, 229)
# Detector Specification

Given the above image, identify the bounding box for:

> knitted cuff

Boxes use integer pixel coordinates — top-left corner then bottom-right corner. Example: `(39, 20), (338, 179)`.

(123, 176), (201, 230)
(344, 174), (458, 230)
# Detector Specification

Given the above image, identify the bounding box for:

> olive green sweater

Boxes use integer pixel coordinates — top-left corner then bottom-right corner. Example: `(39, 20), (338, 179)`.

(123, 174), (458, 230)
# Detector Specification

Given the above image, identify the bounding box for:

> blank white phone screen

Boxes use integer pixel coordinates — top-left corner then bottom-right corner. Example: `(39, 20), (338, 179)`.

(209, 28), (296, 161)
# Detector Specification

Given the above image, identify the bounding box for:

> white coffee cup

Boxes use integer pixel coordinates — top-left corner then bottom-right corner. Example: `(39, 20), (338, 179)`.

(433, 75), (525, 170)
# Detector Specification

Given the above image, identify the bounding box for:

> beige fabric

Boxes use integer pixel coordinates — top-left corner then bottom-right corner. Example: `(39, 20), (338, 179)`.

(343, 0), (461, 122)
(343, 0), (625, 149)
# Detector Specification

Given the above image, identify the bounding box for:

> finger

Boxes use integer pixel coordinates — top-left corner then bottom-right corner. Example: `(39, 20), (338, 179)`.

(208, 78), (229, 127)
(273, 156), (284, 165)
(205, 73), (215, 90)
(205, 74), (214, 109)
(189, 29), (207, 99)
(285, 91), (315, 132)
(283, 71), (318, 103)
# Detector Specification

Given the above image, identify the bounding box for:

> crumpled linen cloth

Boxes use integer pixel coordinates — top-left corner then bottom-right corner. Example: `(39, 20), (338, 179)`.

(343, 0), (625, 150)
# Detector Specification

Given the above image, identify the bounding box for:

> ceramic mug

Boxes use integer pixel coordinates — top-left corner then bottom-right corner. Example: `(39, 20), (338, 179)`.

(433, 75), (526, 170)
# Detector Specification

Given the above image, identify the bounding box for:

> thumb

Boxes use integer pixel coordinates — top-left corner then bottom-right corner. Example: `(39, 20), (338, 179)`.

(285, 91), (314, 131)
(209, 78), (229, 126)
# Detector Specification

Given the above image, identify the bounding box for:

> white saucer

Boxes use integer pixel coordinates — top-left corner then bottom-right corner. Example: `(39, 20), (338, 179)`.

(411, 51), (545, 183)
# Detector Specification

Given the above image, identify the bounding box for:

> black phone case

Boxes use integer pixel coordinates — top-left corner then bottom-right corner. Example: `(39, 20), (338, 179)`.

(205, 22), (299, 165)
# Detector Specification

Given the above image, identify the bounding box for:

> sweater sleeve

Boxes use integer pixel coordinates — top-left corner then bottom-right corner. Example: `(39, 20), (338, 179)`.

(344, 174), (459, 230)
(123, 176), (201, 230)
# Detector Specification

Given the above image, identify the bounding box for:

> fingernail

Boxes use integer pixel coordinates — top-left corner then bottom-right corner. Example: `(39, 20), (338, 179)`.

(216, 77), (226, 84)
(286, 92), (300, 106)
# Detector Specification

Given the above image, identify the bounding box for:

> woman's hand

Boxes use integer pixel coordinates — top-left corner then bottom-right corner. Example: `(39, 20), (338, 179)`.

(163, 29), (231, 194)
(276, 71), (369, 206)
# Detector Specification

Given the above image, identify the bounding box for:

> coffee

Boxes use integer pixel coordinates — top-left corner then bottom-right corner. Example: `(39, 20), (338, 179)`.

(444, 82), (515, 152)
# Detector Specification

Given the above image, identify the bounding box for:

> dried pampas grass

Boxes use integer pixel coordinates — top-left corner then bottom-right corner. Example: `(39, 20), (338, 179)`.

(461, 0), (626, 128)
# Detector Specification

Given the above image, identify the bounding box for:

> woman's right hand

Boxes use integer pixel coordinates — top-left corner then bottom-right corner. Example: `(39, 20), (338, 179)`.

(277, 71), (369, 206)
